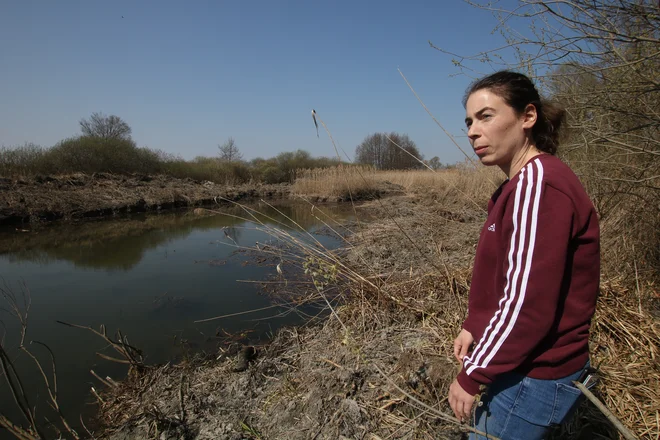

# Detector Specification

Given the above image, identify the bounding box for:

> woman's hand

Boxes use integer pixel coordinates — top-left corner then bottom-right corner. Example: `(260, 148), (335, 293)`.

(453, 329), (474, 363)
(448, 379), (475, 422)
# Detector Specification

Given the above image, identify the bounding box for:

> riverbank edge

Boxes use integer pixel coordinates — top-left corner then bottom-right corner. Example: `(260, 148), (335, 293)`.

(0, 172), (398, 227)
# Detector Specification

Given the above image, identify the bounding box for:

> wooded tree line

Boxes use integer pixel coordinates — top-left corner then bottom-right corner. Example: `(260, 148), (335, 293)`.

(354, 132), (427, 170)
(77, 115), (436, 171)
(4, 109), (445, 183)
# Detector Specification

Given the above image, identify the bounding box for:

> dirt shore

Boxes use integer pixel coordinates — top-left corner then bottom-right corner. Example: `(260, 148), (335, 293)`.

(0, 173), (291, 226)
(0, 173), (405, 227)
(5, 186), (640, 440)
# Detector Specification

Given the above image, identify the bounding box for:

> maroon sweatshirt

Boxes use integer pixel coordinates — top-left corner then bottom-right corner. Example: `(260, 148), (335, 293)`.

(457, 154), (600, 396)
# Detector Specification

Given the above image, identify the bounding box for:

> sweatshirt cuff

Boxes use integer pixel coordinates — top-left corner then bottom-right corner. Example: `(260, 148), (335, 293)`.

(462, 318), (476, 337)
(457, 368), (482, 396)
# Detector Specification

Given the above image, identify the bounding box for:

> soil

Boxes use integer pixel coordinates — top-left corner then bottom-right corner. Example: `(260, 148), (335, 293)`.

(0, 174), (404, 227)
(0, 173), (291, 226)
(91, 192), (486, 440)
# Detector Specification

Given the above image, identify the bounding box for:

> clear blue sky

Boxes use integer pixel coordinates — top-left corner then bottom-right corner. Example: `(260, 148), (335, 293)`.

(1, 1), (515, 164)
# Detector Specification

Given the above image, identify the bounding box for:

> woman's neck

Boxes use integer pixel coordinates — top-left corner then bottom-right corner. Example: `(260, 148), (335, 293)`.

(501, 144), (543, 179)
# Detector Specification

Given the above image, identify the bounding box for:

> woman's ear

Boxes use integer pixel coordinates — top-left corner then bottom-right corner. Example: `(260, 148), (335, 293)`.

(522, 103), (538, 129)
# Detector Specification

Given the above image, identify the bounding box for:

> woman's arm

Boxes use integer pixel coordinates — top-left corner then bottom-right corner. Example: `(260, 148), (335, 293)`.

(457, 161), (574, 395)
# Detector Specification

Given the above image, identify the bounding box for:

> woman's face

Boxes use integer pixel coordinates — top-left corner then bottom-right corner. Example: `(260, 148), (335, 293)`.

(465, 89), (536, 172)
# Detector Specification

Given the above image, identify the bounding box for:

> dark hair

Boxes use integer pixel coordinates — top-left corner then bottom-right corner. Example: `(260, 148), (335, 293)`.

(463, 71), (566, 155)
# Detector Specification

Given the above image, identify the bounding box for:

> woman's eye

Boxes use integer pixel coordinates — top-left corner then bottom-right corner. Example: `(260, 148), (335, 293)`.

(482, 114), (492, 119)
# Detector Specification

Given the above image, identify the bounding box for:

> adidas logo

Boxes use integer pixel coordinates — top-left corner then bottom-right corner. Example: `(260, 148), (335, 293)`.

(488, 223), (496, 232)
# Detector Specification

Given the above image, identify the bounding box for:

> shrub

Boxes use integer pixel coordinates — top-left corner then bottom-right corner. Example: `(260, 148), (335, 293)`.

(46, 136), (160, 175)
(0, 143), (49, 176)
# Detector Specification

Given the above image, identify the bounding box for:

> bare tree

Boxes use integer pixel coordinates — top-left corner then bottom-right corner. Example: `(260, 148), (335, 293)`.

(427, 156), (443, 170)
(218, 137), (243, 162)
(79, 112), (132, 140)
(355, 132), (424, 170)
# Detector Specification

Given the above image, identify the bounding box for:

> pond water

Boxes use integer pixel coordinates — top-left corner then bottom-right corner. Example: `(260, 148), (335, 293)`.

(0, 201), (353, 438)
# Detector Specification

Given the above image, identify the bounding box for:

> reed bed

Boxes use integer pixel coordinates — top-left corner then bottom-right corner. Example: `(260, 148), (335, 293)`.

(291, 165), (382, 200)
(291, 164), (502, 207)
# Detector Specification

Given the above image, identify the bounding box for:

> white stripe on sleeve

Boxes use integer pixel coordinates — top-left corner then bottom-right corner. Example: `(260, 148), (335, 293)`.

(465, 159), (544, 375)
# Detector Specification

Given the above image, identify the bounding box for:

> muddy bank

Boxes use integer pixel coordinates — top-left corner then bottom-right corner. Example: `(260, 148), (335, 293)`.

(102, 317), (464, 440)
(91, 193), (487, 440)
(0, 173), (292, 226)
(0, 173), (403, 227)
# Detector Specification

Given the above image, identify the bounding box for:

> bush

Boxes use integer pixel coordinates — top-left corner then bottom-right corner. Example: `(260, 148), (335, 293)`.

(260, 165), (287, 184)
(0, 143), (49, 176)
(159, 156), (252, 185)
(0, 140), (343, 186)
(46, 136), (161, 175)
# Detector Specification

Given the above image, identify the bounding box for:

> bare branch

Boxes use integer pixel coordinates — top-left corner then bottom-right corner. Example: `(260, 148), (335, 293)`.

(79, 112), (132, 140)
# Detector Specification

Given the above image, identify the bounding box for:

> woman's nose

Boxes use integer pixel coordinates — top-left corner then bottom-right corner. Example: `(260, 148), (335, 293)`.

(468, 123), (479, 140)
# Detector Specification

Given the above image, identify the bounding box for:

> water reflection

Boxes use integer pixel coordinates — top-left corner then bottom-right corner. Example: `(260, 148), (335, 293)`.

(0, 201), (349, 271)
(0, 200), (354, 439)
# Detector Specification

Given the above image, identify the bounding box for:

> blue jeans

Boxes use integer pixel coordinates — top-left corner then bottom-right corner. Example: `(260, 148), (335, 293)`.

(469, 364), (589, 440)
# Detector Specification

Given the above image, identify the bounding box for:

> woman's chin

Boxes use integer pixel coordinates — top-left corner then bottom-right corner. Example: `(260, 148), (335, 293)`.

(478, 155), (496, 166)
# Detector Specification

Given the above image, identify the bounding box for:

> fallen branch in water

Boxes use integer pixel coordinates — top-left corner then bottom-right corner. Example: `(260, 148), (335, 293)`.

(0, 280), (79, 439)
(56, 320), (145, 373)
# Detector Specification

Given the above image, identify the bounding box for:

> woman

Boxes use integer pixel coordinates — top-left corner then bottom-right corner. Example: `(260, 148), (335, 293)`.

(448, 71), (600, 440)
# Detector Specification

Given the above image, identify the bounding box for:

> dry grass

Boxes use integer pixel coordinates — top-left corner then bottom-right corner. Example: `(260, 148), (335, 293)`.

(378, 166), (502, 209)
(344, 197), (659, 439)
(292, 164), (503, 208)
(291, 165), (382, 200)
(291, 163), (660, 439)
(587, 279), (660, 439)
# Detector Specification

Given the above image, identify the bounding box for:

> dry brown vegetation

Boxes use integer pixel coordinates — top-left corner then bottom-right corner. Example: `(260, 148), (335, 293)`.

(1, 163), (658, 439)
(291, 166), (659, 439)
(292, 165), (502, 207)
(72, 164), (655, 440)
(291, 165), (383, 201)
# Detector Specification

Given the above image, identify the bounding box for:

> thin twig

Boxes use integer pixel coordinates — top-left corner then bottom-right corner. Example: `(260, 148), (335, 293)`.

(372, 363), (500, 440)
(397, 68), (480, 168)
(573, 381), (638, 440)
